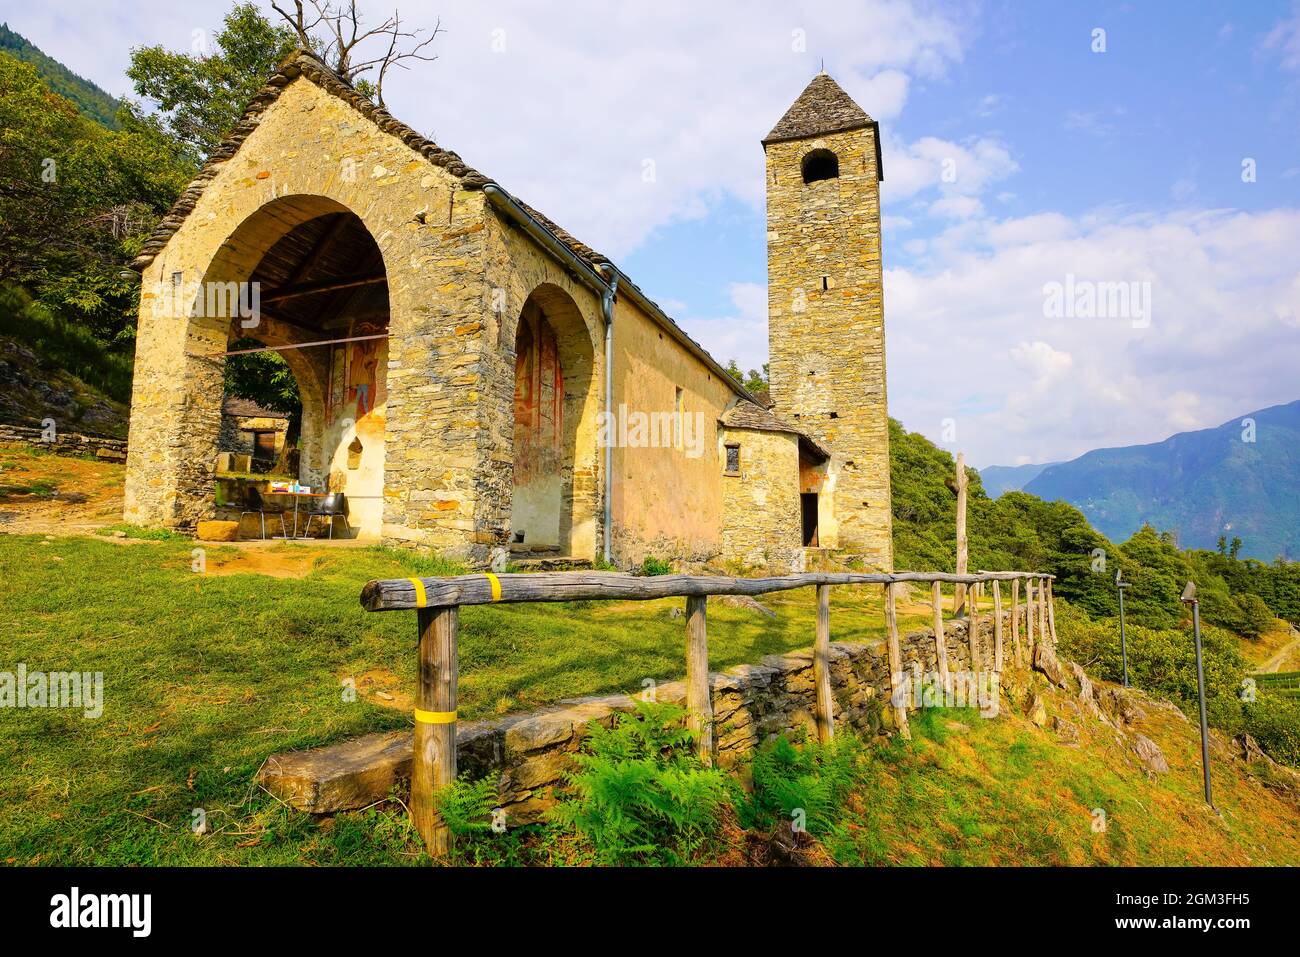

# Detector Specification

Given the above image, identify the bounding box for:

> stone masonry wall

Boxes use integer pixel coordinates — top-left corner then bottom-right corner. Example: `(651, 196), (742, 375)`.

(718, 426), (804, 573)
(262, 601), (1035, 825)
(0, 425), (126, 462)
(765, 125), (892, 570)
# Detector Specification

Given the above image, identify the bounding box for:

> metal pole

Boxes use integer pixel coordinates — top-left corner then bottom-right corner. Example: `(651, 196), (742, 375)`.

(1117, 584), (1129, 687)
(1190, 598), (1214, 808)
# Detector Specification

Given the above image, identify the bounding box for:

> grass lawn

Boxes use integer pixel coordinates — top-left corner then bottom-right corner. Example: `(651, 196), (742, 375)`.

(0, 532), (925, 865)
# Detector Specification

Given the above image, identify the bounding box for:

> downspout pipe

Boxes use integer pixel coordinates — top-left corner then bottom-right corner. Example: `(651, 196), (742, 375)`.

(481, 184), (609, 294)
(597, 266), (619, 566)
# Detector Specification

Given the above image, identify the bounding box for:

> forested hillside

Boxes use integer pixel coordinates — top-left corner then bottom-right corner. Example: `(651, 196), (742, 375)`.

(0, 24), (121, 128)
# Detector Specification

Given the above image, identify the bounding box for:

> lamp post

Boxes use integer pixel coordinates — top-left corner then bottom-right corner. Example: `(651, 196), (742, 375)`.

(1181, 581), (1214, 808)
(1116, 568), (1129, 688)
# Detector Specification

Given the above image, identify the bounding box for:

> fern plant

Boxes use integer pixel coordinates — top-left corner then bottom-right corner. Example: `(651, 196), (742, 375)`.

(549, 700), (730, 865)
(741, 730), (864, 838)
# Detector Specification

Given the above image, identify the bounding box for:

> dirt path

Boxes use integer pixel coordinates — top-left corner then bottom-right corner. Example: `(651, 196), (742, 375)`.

(1259, 626), (1300, 674)
(0, 447), (125, 536)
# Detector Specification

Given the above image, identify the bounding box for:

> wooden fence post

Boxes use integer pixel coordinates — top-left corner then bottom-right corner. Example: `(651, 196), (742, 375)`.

(884, 582), (911, 740)
(992, 579), (1004, 672)
(953, 453), (969, 615)
(412, 605), (459, 859)
(931, 580), (950, 695)
(1025, 577), (1036, 658)
(814, 584), (834, 743)
(1038, 577), (1048, 648)
(968, 582), (980, 669)
(685, 595), (714, 764)
(1011, 578), (1022, 666)
(1046, 579), (1058, 645)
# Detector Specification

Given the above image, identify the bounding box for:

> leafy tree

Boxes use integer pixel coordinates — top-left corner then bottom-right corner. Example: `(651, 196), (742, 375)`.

(0, 53), (191, 343)
(127, 3), (299, 161)
(224, 338), (303, 432)
(1229, 536), (1243, 560)
(724, 358), (769, 396)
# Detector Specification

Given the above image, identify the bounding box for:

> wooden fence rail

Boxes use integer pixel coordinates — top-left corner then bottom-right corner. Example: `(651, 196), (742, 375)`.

(359, 568), (1057, 858)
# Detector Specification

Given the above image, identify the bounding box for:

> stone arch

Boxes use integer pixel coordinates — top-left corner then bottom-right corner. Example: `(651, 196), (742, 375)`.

(508, 282), (599, 558)
(147, 194), (390, 536)
(801, 148), (839, 184)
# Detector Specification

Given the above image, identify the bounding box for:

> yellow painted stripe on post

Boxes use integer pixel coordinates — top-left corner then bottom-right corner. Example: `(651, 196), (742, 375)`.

(408, 577), (427, 608)
(414, 708), (457, 725)
(484, 572), (502, 602)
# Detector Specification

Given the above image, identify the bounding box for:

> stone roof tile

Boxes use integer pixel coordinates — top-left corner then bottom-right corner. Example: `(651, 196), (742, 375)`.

(763, 72), (873, 145)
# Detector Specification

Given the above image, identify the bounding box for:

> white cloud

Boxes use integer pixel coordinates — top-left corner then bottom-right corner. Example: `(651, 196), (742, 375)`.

(12, 0), (972, 260)
(885, 207), (1300, 466)
(1263, 5), (1300, 71)
(676, 281), (769, 374)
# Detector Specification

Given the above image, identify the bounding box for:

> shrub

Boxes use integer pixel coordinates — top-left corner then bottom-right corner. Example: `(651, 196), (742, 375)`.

(1244, 693), (1300, 767)
(639, 556), (672, 576)
(548, 700), (729, 865)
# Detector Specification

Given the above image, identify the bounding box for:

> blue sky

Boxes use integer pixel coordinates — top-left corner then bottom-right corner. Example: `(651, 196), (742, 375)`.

(9, 0), (1300, 466)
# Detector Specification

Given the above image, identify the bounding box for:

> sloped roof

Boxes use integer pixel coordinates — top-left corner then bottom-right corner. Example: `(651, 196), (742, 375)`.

(762, 72), (883, 180)
(222, 396), (289, 419)
(130, 50), (757, 406)
(720, 400), (830, 459)
(764, 72), (874, 144)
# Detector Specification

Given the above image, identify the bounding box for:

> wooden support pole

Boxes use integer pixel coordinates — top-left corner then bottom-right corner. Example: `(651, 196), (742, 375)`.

(412, 606), (458, 859)
(968, 582), (980, 669)
(884, 583), (911, 740)
(953, 452), (969, 615)
(931, 580), (950, 695)
(1046, 579), (1058, 645)
(685, 595), (714, 764)
(1025, 577), (1036, 657)
(1038, 576), (1049, 649)
(813, 584), (834, 743)
(1011, 578), (1022, 666)
(992, 579), (1004, 672)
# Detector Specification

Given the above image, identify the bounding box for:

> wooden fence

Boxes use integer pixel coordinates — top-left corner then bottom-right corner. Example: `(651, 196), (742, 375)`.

(359, 569), (1058, 858)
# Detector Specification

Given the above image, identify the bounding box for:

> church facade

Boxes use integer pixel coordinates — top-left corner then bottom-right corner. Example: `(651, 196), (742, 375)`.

(123, 51), (892, 572)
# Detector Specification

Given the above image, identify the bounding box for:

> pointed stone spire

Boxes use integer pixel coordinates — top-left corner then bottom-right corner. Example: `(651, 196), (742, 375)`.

(763, 72), (874, 146)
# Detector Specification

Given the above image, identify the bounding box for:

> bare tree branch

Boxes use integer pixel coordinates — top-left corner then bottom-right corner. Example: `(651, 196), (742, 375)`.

(269, 0), (443, 106)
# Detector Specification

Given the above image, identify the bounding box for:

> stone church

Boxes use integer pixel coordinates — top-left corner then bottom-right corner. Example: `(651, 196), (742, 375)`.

(123, 51), (892, 572)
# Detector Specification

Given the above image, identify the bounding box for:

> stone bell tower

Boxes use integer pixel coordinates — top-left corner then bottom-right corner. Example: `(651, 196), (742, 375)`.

(763, 72), (893, 570)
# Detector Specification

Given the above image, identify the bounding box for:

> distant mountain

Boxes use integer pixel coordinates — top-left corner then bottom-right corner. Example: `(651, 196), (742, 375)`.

(1001, 401), (1300, 562)
(980, 461), (1058, 498)
(0, 23), (120, 128)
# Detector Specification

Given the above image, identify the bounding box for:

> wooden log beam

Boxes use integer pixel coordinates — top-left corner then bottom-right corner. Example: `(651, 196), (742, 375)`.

(263, 273), (386, 303)
(685, 595), (713, 764)
(411, 606), (458, 859)
(884, 582), (911, 740)
(361, 570), (1054, 612)
(931, 580), (950, 695)
(814, 584), (834, 743)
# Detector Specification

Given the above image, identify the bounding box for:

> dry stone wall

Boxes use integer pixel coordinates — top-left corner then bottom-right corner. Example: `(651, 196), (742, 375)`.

(262, 601), (1034, 824)
(0, 425), (126, 462)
